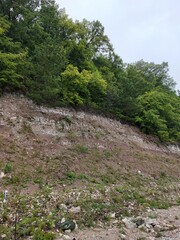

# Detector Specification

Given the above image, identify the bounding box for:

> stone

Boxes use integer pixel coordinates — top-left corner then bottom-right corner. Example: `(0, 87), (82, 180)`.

(0, 172), (5, 178)
(63, 235), (71, 240)
(60, 204), (68, 211)
(1, 234), (6, 239)
(110, 212), (116, 218)
(122, 218), (136, 229)
(61, 217), (66, 223)
(132, 217), (145, 227)
(69, 206), (81, 213)
(119, 233), (126, 240)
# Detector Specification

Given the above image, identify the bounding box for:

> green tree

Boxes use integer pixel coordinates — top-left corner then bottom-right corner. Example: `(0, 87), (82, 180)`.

(59, 64), (107, 106)
(0, 17), (29, 93)
(132, 60), (176, 91)
(136, 90), (180, 142)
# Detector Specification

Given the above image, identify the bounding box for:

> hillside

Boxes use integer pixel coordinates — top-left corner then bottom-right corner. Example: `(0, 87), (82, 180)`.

(0, 95), (180, 240)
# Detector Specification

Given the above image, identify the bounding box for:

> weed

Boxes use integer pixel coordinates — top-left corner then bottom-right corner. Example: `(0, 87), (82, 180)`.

(20, 121), (34, 134)
(73, 144), (89, 153)
(148, 199), (169, 209)
(65, 171), (88, 182)
(95, 131), (104, 139)
(4, 163), (12, 174)
(103, 150), (112, 159)
(33, 229), (55, 240)
(159, 171), (167, 178)
(67, 130), (77, 141)
(101, 174), (116, 184)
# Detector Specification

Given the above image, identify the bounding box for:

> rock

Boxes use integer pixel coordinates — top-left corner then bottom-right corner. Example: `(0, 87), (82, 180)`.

(69, 206), (81, 213)
(122, 218), (136, 229)
(60, 204), (68, 212)
(112, 220), (118, 224)
(137, 170), (143, 175)
(132, 217), (145, 227)
(110, 212), (116, 218)
(0, 172), (5, 178)
(119, 233), (126, 239)
(1, 234), (6, 239)
(154, 224), (163, 232)
(61, 217), (66, 223)
(63, 235), (71, 240)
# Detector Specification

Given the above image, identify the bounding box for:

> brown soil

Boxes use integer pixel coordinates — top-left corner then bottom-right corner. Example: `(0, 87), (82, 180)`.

(0, 94), (180, 240)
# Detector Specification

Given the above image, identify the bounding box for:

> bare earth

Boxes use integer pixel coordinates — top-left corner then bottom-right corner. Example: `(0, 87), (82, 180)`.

(0, 94), (180, 240)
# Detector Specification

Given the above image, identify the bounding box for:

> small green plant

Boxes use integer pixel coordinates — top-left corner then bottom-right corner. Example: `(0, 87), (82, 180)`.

(33, 229), (55, 240)
(66, 171), (77, 181)
(65, 172), (88, 181)
(74, 144), (89, 153)
(148, 199), (169, 209)
(160, 171), (166, 178)
(4, 163), (12, 174)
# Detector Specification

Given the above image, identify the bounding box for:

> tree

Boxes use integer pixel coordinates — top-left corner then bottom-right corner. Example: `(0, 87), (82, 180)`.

(136, 90), (180, 142)
(0, 17), (29, 93)
(59, 64), (107, 106)
(132, 60), (176, 91)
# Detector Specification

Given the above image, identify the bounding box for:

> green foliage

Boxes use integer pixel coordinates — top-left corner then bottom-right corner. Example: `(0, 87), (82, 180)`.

(4, 163), (12, 174)
(0, 17), (29, 92)
(0, 0), (180, 142)
(33, 229), (55, 240)
(59, 64), (107, 106)
(136, 90), (180, 142)
(65, 171), (88, 181)
(73, 144), (89, 153)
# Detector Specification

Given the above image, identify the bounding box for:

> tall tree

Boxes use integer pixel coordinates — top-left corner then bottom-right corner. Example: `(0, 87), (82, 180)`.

(0, 17), (30, 93)
(132, 60), (176, 91)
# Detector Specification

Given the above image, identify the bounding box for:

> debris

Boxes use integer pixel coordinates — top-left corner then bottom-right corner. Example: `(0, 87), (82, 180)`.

(3, 190), (8, 203)
(59, 220), (76, 231)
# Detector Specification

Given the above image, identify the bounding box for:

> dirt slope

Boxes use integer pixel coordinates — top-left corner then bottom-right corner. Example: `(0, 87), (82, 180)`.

(0, 94), (180, 240)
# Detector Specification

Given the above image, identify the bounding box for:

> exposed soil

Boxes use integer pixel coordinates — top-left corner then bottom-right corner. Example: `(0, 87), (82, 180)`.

(0, 94), (180, 239)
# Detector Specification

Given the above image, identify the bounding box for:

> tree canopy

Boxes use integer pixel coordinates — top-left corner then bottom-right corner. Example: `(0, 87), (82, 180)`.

(0, 0), (180, 143)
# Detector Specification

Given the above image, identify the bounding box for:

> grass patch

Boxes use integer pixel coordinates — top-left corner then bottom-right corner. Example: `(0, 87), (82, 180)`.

(73, 144), (89, 154)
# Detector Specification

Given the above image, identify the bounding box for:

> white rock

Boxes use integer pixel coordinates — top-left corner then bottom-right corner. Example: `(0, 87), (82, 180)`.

(110, 212), (116, 218)
(63, 235), (71, 240)
(0, 172), (5, 178)
(1, 234), (6, 239)
(60, 203), (68, 211)
(112, 220), (118, 224)
(119, 233), (126, 240)
(122, 218), (136, 229)
(69, 206), (81, 213)
(61, 217), (66, 223)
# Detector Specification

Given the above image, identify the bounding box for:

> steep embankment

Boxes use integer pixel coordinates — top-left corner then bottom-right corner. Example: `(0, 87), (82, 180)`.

(0, 95), (180, 239)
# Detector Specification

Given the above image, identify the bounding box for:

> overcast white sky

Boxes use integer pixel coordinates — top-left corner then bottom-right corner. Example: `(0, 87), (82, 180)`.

(56, 0), (180, 91)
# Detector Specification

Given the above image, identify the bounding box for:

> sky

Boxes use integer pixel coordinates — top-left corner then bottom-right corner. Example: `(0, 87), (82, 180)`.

(56, 0), (180, 91)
